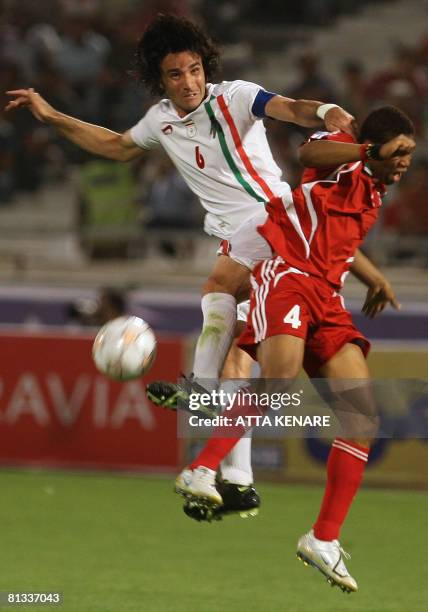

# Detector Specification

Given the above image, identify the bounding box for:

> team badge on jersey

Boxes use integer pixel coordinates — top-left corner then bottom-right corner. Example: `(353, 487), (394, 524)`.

(185, 120), (197, 138)
(162, 124), (173, 135)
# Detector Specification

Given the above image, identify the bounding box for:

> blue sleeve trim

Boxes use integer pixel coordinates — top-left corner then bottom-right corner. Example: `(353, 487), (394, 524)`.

(251, 90), (277, 118)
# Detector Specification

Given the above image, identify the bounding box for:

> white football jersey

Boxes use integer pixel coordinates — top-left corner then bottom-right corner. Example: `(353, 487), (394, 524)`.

(130, 80), (292, 240)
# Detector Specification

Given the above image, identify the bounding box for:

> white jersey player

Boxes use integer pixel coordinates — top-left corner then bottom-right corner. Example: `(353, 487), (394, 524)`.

(8, 14), (390, 521)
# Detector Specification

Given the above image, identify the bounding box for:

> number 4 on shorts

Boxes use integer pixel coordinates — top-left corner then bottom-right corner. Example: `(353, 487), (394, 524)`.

(283, 304), (302, 329)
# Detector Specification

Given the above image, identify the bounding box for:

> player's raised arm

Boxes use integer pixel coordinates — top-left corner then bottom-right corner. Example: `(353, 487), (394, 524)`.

(5, 88), (143, 162)
(264, 95), (356, 135)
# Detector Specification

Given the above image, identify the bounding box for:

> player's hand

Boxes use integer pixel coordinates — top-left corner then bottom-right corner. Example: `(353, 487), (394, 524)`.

(379, 134), (416, 159)
(5, 88), (55, 123)
(361, 280), (401, 319)
(324, 106), (357, 137)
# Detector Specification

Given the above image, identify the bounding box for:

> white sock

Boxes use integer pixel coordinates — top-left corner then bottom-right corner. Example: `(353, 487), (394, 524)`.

(192, 293), (237, 383)
(221, 436), (254, 485)
(218, 379), (253, 486)
(193, 293), (253, 486)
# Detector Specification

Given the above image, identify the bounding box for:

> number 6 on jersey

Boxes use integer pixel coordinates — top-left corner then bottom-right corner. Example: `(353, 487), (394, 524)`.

(283, 304), (302, 329)
(195, 145), (205, 169)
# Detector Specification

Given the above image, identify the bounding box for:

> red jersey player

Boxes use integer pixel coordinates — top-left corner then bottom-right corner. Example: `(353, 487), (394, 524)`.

(175, 105), (416, 593)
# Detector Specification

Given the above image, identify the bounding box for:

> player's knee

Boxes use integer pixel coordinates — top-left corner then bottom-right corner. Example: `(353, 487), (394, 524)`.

(261, 363), (300, 380)
(202, 276), (235, 296)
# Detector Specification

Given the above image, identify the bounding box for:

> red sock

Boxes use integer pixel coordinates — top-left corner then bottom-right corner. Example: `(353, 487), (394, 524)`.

(313, 438), (369, 541)
(189, 392), (261, 471)
(189, 436), (242, 471)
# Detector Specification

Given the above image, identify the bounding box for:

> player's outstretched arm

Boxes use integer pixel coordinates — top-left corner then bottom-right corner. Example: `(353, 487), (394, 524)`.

(350, 249), (400, 318)
(298, 132), (416, 168)
(298, 139), (363, 168)
(264, 96), (356, 135)
(5, 88), (143, 162)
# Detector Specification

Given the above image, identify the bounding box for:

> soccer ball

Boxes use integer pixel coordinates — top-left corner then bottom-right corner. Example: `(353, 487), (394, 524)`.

(92, 316), (157, 381)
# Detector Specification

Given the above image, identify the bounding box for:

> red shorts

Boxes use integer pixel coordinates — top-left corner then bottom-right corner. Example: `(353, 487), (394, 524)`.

(238, 257), (370, 377)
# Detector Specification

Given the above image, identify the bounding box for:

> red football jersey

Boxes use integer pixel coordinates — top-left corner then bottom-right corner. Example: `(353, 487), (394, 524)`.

(259, 131), (385, 289)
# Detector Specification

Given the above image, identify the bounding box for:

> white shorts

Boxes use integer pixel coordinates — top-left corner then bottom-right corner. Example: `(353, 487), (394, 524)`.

(213, 210), (272, 325)
(216, 209), (272, 270)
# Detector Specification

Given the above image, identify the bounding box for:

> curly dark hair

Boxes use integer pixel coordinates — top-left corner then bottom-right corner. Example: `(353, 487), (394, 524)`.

(133, 14), (220, 95)
(359, 106), (414, 143)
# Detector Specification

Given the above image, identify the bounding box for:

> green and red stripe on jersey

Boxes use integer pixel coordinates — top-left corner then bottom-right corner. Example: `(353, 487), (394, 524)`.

(204, 95), (275, 204)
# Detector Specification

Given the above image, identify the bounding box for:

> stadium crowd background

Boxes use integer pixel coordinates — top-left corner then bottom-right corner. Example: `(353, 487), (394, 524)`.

(0, 0), (428, 265)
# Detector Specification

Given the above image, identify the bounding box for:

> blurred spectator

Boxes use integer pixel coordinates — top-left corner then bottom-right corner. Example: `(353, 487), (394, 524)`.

(199, 1), (242, 43)
(0, 7), (33, 80)
(365, 45), (428, 135)
(34, 64), (76, 116)
(240, 0), (406, 26)
(289, 51), (338, 103)
(242, 0), (337, 25)
(14, 125), (56, 192)
(340, 60), (369, 123)
(54, 14), (110, 121)
(0, 111), (15, 204)
(110, 0), (191, 42)
(0, 58), (23, 102)
(68, 286), (127, 326)
(415, 32), (428, 71)
(91, 12), (152, 131)
(55, 16), (109, 88)
(0, 59), (18, 202)
(25, 22), (62, 80)
(60, 0), (100, 16)
(384, 159), (428, 237)
(77, 158), (139, 258)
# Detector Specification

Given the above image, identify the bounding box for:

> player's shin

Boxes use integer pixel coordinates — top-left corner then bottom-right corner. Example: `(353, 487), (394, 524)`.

(218, 375), (254, 486)
(192, 292), (237, 390)
(313, 438), (370, 541)
(189, 390), (262, 471)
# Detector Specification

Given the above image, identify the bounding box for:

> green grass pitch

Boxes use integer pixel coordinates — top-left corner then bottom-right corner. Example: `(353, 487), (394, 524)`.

(1, 471), (426, 612)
